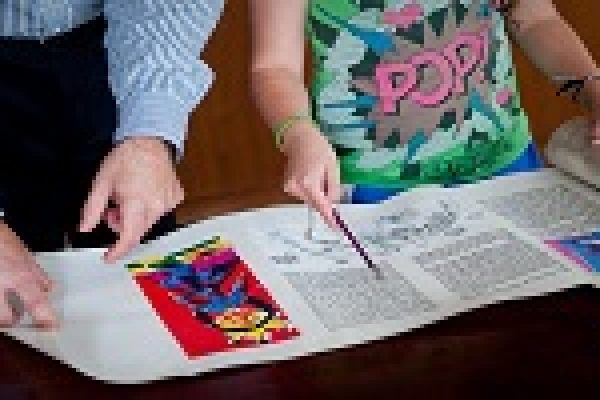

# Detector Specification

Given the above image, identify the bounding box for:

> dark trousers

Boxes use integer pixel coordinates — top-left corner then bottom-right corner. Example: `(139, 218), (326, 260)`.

(0, 18), (176, 252)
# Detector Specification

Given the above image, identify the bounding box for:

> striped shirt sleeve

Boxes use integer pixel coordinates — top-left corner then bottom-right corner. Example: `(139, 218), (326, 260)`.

(103, 0), (225, 157)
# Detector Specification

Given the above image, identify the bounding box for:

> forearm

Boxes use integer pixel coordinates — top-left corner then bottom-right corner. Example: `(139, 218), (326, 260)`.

(104, 0), (225, 157)
(251, 67), (323, 150)
(511, 15), (600, 108)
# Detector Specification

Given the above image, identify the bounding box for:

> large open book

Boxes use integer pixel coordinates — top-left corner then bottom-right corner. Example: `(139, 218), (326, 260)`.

(2, 118), (600, 383)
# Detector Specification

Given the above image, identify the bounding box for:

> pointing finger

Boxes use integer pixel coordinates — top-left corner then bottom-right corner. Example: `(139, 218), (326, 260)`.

(79, 178), (112, 233)
(300, 178), (337, 230)
(104, 202), (148, 263)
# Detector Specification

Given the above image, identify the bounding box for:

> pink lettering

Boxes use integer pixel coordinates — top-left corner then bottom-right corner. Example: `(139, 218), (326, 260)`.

(376, 63), (418, 113)
(443, 33), (482, 95)
(375, 27), (492, 112)
(408, 51), (454, 106)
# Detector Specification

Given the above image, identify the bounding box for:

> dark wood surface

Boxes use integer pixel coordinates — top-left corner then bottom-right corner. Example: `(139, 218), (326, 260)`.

(0, 286), (598, 400)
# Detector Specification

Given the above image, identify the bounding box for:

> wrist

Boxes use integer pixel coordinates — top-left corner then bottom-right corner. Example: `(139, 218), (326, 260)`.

(272, 113), (314, 149)
(119, 137), (177, 162)
(279, 122), (325, 154)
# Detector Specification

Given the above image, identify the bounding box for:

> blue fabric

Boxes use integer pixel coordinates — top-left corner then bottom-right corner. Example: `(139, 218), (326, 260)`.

(350, 142), (544, 204)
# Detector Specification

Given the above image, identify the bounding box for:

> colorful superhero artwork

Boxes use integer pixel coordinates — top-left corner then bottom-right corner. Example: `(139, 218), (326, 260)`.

(126, 237), (300, 358)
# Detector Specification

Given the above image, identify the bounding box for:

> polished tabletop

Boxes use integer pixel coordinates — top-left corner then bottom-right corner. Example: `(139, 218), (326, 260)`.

(0, 286), (598, 400)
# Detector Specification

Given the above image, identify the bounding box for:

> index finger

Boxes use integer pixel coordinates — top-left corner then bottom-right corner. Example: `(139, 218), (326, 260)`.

(301, 180), (337, 230)
(104, 203), (148, 263)
(79, 178), (111, 233)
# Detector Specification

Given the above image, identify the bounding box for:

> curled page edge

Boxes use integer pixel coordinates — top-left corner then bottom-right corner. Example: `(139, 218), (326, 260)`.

(545, 116), (600, 189)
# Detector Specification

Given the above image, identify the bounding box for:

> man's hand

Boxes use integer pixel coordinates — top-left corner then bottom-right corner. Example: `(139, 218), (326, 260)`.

(0, 223), (57, 329)
(79, 138), (184, 263)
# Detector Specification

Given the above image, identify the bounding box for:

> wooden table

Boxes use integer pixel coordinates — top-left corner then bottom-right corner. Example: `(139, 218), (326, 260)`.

(0, 286), (598, 400)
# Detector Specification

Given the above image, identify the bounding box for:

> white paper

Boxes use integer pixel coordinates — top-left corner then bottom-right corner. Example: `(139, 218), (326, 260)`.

(1, 172), (592, 383)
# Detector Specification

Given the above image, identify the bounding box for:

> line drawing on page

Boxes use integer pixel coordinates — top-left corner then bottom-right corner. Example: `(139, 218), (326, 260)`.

(266, 200), (469, 267)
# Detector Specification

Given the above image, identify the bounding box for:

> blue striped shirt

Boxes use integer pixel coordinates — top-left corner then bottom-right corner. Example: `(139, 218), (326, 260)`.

(0, 0), (226, 155)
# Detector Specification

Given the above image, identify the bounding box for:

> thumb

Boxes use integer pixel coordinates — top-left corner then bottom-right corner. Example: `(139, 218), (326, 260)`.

(79, 179), (112, 233)
(302, 181), (336, 230)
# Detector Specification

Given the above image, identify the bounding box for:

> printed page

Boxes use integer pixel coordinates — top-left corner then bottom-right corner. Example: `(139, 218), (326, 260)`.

(243, 195), (450, 344)
(458, 169), (600, 237)
(246, 186), (586, 345)
(456, 169), (600, 278)
(396, 185), (588, 306)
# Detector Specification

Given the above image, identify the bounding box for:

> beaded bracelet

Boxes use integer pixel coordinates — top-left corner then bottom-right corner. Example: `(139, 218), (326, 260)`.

(272, 113), (314, 149)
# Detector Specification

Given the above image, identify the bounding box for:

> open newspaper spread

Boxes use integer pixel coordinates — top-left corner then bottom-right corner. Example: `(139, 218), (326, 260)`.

(3, 162), (598, 382)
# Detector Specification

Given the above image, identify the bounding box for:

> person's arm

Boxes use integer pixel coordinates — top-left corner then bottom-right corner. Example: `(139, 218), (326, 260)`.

(79, 0), (225, 262)
(103, 0), (225, 154)
(506, 0), (600, 133)
(250, 0), (340, 228)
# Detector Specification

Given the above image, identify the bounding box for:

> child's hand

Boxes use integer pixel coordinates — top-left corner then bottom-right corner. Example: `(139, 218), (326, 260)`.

(280, 125), (341, 229)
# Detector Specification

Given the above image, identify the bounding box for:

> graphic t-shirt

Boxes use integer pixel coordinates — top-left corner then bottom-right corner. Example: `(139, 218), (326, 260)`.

(307, 0), (535, 188)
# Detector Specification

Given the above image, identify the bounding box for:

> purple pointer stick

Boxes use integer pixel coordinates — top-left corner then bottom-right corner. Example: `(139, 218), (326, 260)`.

(331, 208), (384, 279)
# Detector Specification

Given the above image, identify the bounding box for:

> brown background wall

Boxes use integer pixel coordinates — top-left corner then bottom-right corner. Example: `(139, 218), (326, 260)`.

(176, 0), (600, 222)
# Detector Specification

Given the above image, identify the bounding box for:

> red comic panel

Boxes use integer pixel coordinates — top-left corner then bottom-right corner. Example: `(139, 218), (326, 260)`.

(126, 237), (300, 358)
